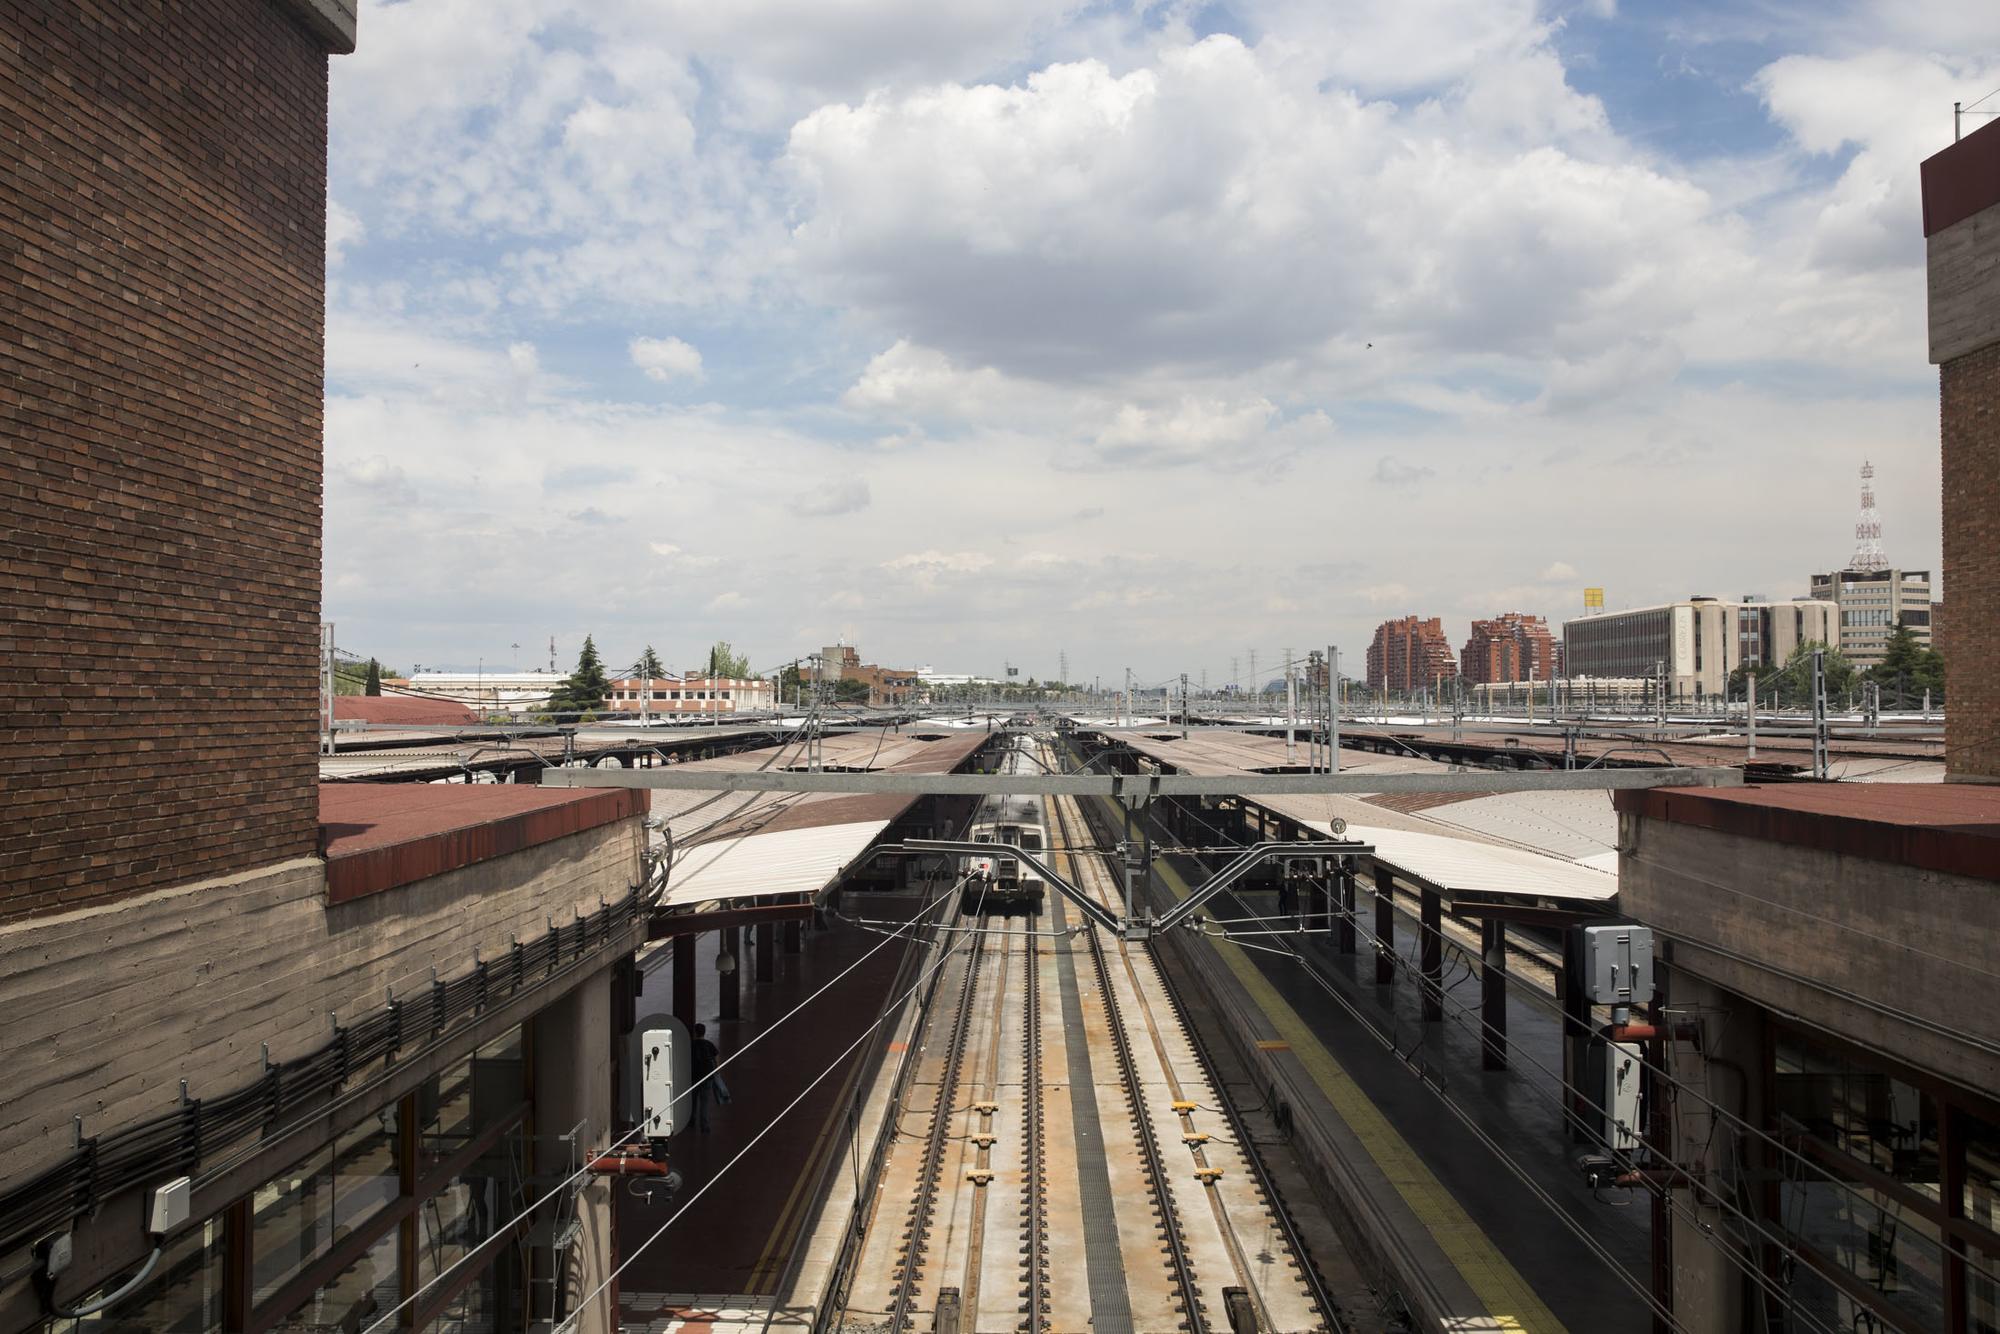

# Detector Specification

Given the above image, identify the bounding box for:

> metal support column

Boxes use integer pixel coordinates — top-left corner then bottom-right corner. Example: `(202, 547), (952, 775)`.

(1561, 927), (1591, 1142)
(1420, 889), (1443, 1023)
(672, 934), (696, 1026)
(1373, 865), (1396, 985)
(783, 918), (802, 954)
(1337, 865), (1357, 954)
(718, 929), (740, 1021)
(755, 916), (775, 982)
(1481, 917), (1507, 1070)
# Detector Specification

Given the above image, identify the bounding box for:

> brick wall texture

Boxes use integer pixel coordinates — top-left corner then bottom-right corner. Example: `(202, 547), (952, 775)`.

(0, 2), (330, 920)
(1941, 339), (1999, 780)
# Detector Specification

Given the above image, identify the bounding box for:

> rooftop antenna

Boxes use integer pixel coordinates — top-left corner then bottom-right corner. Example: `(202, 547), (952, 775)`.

(1849, 460), (1887, 573)
(548, 635), (557, 673)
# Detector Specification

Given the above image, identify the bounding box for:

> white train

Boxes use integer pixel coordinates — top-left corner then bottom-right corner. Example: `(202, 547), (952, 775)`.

(960, 746), (1047, 915)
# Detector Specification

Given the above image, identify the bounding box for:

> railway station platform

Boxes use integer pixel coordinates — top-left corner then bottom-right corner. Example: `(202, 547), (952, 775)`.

(1140, 825), (1653, 1332)
(614, 906), (926, 1330)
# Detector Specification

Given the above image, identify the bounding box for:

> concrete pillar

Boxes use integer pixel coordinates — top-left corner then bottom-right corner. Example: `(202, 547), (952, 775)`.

(1337, 866), (1356, 955)
(672, 933), (696, 1027)
(755, 917), (775, 983)
(783, 918), (802, 954)
(718, 930), (740, 1021)
(1420, 889), (1443, 1023)
(1481, 917), (1507, 1070)
(1372, 865), (1396, 985)
(532, 967), (616, 1334)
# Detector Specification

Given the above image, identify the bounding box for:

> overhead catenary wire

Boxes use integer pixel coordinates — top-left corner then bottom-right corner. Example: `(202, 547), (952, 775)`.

(561, 882), (994, 1332)
(358, 868), (969, 1334)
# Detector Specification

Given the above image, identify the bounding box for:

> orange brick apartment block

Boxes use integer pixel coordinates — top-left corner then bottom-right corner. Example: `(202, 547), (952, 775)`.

(1365, 616), (1457, 694)
(1460, 612), (1557, 685)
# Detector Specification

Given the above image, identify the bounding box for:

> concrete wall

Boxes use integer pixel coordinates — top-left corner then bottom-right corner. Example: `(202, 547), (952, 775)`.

(534, 969), (618, 1334)
(0, 820), (642, 1188)
(1619, 814), (2000, 1094)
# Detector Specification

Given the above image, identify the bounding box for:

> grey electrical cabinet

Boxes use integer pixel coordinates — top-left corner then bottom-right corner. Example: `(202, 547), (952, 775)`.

(1581, 924), (1655, 1007)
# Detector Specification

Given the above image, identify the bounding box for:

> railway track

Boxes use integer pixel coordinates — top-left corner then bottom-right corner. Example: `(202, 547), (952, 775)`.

(831, 739), (1332, 1333)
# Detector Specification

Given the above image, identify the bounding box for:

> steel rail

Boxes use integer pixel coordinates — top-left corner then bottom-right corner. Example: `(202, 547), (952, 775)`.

(1022, 913), (1048, 1333)
(1051, 793), (1206, 1332)
(886, 912), (989, 1331)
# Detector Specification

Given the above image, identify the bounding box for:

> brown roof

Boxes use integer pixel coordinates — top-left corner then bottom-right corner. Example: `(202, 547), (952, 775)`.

(333, 695), (477, 725)
(1613, 783), (2000, 883)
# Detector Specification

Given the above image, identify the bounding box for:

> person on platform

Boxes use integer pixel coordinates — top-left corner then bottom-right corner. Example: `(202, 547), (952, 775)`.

(689, 1023), (732, 1132)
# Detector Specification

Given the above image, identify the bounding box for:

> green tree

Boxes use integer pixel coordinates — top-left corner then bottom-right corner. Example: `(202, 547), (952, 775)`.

(833, 677), (871, 703)
(637, 645), (665, 679)
(550, 635), (611, 716)
(364, 659), (382, 696)
(1864, 624), (1945, 704)
(1752, 640), (1856, 707)
(707, 641), (751, 678)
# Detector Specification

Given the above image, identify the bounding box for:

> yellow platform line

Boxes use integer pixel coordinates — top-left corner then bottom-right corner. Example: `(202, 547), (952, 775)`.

(1148, 838), (1564, 1333)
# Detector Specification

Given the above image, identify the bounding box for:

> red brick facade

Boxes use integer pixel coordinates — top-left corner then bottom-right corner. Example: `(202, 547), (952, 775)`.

(1460, 612), (1557, 685)
(1365, 616), (1457, 694)
(0, 2), (330, 919)
(1940, 342), (1998, 778)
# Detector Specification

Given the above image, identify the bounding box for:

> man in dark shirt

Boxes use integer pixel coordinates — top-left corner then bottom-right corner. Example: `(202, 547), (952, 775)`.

(689, 1023), (730, 1132)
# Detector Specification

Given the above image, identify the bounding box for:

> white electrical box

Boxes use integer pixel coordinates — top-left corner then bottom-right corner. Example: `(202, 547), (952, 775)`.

(1605, 1041), (1644, 1152)
(148, 1176), (192, 1235)
(632, 1013), (691, 1140)
(1581, 925), (1654, 1007)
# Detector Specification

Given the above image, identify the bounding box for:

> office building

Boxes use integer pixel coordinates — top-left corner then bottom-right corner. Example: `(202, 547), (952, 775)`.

(1562, 597), (1836, 700)
(1807, 569), (1934, 670)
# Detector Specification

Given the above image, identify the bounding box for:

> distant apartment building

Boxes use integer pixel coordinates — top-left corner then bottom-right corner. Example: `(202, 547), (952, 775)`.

(605, 675), (775, 714)
(1364, 616), (1456, 694)
(820, 645), (920, 706)
(1459, 612), (1556, 684)
(395, 669), (567, 715)
(1562, 596), (1836, 699)
(1807, 568), (1934, 670)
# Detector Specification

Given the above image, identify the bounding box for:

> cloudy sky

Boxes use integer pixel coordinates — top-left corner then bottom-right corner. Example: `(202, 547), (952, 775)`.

(322, 0), (1995, 689)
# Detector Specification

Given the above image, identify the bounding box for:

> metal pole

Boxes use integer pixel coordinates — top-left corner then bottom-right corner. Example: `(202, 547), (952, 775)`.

(1746, 671), (1757, 761)
(320, 622), (336, 756)
(1180, 673), (1189, 740)
(1812, 649), (1829, 779)
(1285, 646), (1297, 765)
(1328, 645), (1339, 774)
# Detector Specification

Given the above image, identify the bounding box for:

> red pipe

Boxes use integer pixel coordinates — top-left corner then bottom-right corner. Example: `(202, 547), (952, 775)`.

(588, 1153), (673, 1177)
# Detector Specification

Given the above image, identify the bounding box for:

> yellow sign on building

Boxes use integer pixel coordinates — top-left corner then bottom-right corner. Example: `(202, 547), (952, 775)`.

(1584, 587), (1604, 610)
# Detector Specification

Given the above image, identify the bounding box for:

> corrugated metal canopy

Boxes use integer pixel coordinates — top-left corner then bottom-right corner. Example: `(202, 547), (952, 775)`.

(1345, 824), (1618, 905)
(662, 820), (893, 906)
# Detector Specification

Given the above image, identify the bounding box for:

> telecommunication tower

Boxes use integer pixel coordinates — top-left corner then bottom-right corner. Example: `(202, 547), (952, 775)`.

(1849, 460), (1887, 573)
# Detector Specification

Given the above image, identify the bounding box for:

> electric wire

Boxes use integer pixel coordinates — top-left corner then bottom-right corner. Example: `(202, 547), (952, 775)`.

(568, 882), (994, 1331)
(357, 868), (968, 1334)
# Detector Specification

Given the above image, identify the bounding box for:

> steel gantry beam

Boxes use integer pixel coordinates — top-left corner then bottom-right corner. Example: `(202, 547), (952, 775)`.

(875, 838), (1372, 940)
(538, 765), (1740, 797)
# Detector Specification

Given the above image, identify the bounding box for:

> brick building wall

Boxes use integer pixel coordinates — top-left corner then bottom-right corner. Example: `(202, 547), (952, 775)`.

(1922, 122), (2000, 780)
(1940, 342), (1998, 777)
(0, 2), (332, 919)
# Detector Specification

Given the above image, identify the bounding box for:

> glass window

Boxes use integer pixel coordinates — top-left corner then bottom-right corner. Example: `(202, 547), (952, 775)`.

(266, 1224), (399, 1334)
(335, 1107), (401, 1231)
(73, 1219), (224, 1333)
(417, 1126), (525, 1288)
(1780, 1171), (1946, 1331)
(1965, 1109), (2000, 1240)
(1775, 1031), (1940, 1194)
(420, 1058), (475, 1172)
(252, 1146), (335, 1305)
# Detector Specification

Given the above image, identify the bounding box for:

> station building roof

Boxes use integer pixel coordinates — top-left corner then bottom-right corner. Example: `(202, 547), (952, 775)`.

(1106, 730), (1619, 908)
(652, 731), (989, 909)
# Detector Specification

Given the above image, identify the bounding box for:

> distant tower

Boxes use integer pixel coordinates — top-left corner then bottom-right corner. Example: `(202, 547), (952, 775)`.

(1849, 460), (1887, 573)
